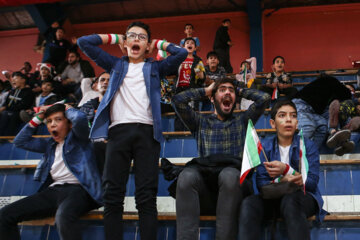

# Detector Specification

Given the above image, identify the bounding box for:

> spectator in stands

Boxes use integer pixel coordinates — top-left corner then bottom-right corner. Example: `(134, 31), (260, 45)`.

(0, 104), (102, 240)
(261, 56), (297, 100)
(30, 63), (55, 94)
(175, 37), (206, 130)
(203, 51), (227, 111)
(80, 72), (110, 175)
(180, 23), (200, 54)
(239, 100), (326, 240)
(44, 22), (77, 68)
(58, 50), (95, 101)
(213, 19), (233, 73)
(0, 72), (34, 136)
(78, 21), (187, 240)
(19, 79), (57, 123)
(78, 77), (100, 107)
(236, 57), (257, 110)
(172, 78), (270, 240)
(20, 61), (35, 80)
(292, 74), (351, 148)
(0, 81), (9, 107)
(326, 94), (360, 155)
(204, 51), (227, 84)
(1, 70), (13, 91)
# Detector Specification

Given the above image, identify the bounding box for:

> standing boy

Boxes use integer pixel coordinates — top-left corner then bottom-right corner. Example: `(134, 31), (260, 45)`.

(239, 100), (326, 240)
(213, 19), (233, 73)
(179, 23), (200, 54)
(78, 21), (187, 240)
(0, 104), (102, 240)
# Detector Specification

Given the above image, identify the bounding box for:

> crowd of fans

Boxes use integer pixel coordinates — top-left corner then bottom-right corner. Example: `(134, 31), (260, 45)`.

(0, 18), (358, 240)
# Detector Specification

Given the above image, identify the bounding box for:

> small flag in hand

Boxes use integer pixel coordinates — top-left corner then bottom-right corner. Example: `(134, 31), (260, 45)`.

(240, 119), (262, 184)
(299, 129), (309, 193)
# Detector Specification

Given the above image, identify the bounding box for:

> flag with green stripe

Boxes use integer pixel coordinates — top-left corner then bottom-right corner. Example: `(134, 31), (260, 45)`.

(299, 129), (309, 193)
(240, 119), (262, 184)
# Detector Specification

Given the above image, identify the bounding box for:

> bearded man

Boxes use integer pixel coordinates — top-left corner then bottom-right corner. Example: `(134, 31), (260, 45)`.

(171, 77), (270, 240)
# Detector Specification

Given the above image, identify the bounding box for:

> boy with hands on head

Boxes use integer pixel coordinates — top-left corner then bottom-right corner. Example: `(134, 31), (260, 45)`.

(78, 21), (187, 240)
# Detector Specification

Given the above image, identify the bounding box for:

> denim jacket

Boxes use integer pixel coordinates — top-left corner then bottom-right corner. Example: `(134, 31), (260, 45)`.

(13, 108), (103, 204)
(77, 35), (187, 142)
(256, 134), (327, 222)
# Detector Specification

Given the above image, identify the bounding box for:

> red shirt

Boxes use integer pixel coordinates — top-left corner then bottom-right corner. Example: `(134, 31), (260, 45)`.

(177, 57), (194, 87)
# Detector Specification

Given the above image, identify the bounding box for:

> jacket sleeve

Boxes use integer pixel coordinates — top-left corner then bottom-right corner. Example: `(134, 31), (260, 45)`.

(158, 43), (187, 77)
(13, 124), (48, 153)
(77, 35), (118, 73)
(171, 88), (203, 132)
(65, 108), (90, 141)
(241, 89), (270, 124)
(304, 138), (320, 193)
(256, 148), (273, 188)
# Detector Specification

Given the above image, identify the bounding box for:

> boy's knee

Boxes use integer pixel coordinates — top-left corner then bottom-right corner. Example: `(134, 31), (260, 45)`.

(177, 168), (201, 191)
(218, 167), (240, 190)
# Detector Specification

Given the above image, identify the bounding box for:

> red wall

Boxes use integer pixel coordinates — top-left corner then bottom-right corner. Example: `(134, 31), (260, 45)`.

(0, 12), (249, 77)
(2, 4), (360, 76)
(72, 12), (250, 75)
(263, 4), (360, 72)
(0, 29), (42, 76)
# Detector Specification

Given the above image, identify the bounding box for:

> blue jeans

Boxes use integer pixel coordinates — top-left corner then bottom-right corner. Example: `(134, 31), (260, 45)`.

(293, 98), (328, 148)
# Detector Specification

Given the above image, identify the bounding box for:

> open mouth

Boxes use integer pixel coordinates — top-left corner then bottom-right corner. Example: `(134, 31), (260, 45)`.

(222, 99), (233, 111)
(131, 44), (140, 54)
(51, 130), (59, 138)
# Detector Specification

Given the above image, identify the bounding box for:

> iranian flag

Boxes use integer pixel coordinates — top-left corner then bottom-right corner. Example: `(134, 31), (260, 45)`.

(240, 120), (262, 184)
(271, 88), (278, 100)
(299, 129), (309, 193)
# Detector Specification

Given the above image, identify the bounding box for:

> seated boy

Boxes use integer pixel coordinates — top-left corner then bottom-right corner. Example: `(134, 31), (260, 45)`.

(260, 56), (297, 99)
(20, 79), (57, 123)
(204, 51), (226, 85)
(179, 23), (200, 54)
(236, 57), (257, 110)
(0, 104), (102, 240)
(239, 100), (326, 240)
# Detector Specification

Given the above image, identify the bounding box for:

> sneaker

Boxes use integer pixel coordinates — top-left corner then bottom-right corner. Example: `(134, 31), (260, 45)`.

(326, 129), (351, 149)
(334, 140), (355, 156)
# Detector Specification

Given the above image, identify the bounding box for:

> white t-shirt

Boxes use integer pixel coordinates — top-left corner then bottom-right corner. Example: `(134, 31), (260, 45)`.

(109, 62), (153, 128)
(279, 145), (290, 165)
(50, 141), (80, 187)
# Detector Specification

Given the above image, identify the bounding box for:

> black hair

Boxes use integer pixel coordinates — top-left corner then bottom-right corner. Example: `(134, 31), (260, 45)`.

(240, 60), (251, 70)
(222, 19), (231, 24)
(69, 50), (80, 58)
(270, 100), (297, 120)
(44, 104), (66, 119)
(126, 21), (151, 43)
(272, 56), (285, 64)
(206, 51), (218, 59)
(42, 79), (55, 88)
(12, 71), (28, 81)
(184, 37), (196, 46)
(211, 78), (235, 98)
(184, 23), (194, 29)
(56, 27), (65, 32)
(24, 61), (32, 69)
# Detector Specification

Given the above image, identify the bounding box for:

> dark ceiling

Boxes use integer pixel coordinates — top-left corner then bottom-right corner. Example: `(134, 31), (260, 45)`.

(0, 0), (359, 31)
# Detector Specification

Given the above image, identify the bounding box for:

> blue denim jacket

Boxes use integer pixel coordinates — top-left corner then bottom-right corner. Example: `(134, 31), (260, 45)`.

(256, 134), (327, 222)
(77, 35), (187, 142)
(13, 108), (103, 204)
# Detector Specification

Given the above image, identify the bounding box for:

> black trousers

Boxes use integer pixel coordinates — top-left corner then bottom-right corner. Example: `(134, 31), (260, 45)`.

(239, 190), (318, 240)
(103, 123), (160, 240)
(0, 184), (98, 240)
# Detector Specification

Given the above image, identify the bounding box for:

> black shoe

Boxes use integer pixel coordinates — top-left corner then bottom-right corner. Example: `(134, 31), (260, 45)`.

(326, 129), (351, 149)
(334, 140), (355, 156)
